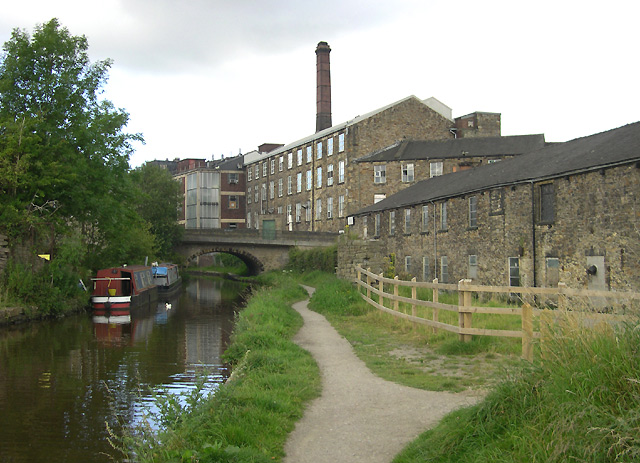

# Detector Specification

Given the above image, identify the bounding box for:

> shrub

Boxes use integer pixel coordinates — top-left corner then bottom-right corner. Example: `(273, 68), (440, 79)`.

(287, 245), (337, 273)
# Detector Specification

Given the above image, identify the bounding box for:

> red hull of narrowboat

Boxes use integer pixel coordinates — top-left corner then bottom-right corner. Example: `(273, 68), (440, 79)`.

(91, 265), (158, 315)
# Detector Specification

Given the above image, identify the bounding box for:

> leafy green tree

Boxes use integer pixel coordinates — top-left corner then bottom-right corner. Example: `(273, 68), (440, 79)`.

(0, 18), (152, 270)
(131, 162), (183, 259)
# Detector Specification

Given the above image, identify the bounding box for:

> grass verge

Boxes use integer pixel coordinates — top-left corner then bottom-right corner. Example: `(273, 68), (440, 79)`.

(393, 316), (640, 462)
(117, 271), (320, 462)
(304, 271), (522, 392)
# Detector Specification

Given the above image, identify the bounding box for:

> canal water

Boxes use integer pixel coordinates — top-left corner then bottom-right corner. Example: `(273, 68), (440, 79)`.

(0, 276), (248, 462)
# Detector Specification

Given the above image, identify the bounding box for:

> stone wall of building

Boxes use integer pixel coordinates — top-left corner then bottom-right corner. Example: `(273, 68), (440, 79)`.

(344, 163), (640, 291)
(345, 98), (453, 219)
(336, 236), (386, 281)
(246, 97), (455, 235)
(354, 154), (512, 208)
(455, 112), (501, 138)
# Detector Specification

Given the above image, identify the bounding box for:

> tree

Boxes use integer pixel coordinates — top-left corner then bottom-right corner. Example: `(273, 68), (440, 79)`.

(131, 162), (183, 259)
(0, 18), (151, 270)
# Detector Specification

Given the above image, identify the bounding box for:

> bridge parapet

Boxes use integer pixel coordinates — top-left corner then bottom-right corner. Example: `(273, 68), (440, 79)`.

(177, 229), (338, 274)
(181, 229), (338, 247)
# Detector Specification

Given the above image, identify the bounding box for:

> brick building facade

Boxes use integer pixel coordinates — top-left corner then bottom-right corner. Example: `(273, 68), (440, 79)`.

(345, 121), (640, 292)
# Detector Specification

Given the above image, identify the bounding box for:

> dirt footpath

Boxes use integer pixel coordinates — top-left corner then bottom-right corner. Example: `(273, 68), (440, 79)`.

(284, 286), (478, 463)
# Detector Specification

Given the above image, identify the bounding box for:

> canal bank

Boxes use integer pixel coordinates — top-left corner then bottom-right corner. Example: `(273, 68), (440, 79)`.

(0, 297), (88, 326)
(131, 272), (482, 463)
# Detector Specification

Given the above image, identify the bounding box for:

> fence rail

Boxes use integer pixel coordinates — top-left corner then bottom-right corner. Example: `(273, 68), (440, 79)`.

(354, 266), (639, 361)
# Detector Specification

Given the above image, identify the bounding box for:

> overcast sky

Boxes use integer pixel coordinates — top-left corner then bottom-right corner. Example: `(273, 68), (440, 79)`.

(2, 0), (638, 167)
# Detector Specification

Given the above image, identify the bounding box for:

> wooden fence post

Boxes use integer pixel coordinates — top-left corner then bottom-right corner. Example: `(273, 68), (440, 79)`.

(379, 273), (384, 306)
(458, 279), (472, 342)
(521, 303), (533, 362)
(366, 268), (371, 300)
(432, 278), (439, 334)
(411, 277), (417, 320)
(393, 276), (399, 311)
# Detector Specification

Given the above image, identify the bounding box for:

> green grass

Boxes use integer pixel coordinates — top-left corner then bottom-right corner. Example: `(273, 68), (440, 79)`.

(393, 316), (640, 463)
(117, 272), (321, 462)
(305, 273), (523, 392)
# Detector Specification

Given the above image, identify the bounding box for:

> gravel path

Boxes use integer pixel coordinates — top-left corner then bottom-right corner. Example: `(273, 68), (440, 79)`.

(283, 286), (478, 463)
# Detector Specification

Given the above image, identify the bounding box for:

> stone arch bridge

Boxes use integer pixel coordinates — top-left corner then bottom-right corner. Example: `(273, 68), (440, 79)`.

(176, 229), (338, 275)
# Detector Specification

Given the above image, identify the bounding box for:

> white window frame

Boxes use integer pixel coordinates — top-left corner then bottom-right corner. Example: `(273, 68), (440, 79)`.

(295, 202), (302, 222)
(287, 152), (293, 169)
(402, 163), (414, 182)
(509, 257), (520, 287)
(279, 156), (284, 172)
(469, 196), (477, 228)
(422, 205), (429, 232)
(263, 162), (267, 177)
(306, 170), (312, 191)
(338, 133), (345, 152)
(317, 141), (323, 159)
(296, 172), (302, 193)
(440, 201), (447, 230)
(327, 137), (333, 156)
(269, 180), (274, 199)
(338, 195), (345, 217)
(327, 164), (334, 186)
(405, 256), (412, 273)
(389, 211), (396, 236)
(278, 178), (283, 197)
(287, 175), (292, 195)
(374, 165), (386, 184)
(404, 209), (411, 234)
(327, 197), (333, 219)
(270, 159), (275, 175)
(297, 149), (303, 166)
(338, 160), (345, 183)
(440, 256), (448, 283)
(316, 166), (322, 188)
(430, 161), (443, 178)
(315, 198), (322, 220)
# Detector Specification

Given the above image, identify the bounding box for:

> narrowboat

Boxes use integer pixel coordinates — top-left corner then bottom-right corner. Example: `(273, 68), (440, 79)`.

(151, 262), (182, 294)
(91, 265), (158, 316)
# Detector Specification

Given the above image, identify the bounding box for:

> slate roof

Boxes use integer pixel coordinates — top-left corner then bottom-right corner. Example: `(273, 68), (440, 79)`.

(355, 134), (547, 163)
(213, 154), (244, 171)
(353, 121), (640, 216)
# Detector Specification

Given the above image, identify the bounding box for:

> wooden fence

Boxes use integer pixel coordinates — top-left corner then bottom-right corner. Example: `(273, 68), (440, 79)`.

(354, 266), (640, 361)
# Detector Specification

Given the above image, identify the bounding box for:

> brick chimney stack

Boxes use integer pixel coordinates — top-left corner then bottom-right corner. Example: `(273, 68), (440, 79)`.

(315, 41), (332, 133)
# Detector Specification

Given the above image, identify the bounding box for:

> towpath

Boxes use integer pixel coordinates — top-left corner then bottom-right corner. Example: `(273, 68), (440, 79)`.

(283, 286), (478, 463)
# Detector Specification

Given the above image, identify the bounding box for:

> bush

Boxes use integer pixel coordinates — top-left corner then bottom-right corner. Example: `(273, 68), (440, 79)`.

(287, 245), (337, 273)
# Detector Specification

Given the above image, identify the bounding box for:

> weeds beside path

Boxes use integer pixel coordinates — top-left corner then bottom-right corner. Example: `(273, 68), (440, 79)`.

(284, 285), (477, 463)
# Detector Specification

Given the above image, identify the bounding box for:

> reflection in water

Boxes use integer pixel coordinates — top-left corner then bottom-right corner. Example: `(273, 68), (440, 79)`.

(0, 277), (246, 463)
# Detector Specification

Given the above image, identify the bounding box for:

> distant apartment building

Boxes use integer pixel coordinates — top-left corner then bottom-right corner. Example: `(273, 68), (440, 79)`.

(174, 155), (246, 229)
